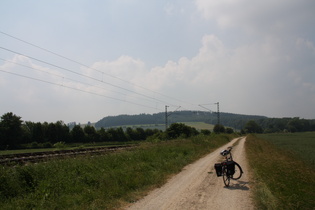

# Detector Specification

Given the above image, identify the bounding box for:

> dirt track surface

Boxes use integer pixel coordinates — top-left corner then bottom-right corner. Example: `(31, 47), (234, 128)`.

(125, 137), (254, 210)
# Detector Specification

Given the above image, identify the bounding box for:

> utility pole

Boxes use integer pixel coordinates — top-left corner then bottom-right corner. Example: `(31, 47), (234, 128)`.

(165, 105), (181, 130)
(198, 102), (220, 125)
(215, 102), (220, 125)
(165, 105), (169, 130)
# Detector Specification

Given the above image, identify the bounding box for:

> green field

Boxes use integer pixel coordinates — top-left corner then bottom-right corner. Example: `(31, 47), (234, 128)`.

(0, 134), (234, 209)
(98, 122), (214, 131)
(257, 132), (315, 168)
(246, 133), (315, 209)
(180, 122), (215, 130)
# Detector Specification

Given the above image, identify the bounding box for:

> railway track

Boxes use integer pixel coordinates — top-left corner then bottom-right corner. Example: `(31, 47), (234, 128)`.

(0, 145), (137, 166)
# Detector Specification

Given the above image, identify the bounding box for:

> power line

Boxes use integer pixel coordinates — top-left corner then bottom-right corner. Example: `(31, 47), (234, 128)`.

(0, 57), (161, 102)
(199, 102), (220, 125)
(0, 46), (179, 107)
(0, 68), (163, 111)
(0, 30), (196, 107)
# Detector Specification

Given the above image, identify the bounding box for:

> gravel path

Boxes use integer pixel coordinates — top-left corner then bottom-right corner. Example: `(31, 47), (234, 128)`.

(125, 137), (254, 210)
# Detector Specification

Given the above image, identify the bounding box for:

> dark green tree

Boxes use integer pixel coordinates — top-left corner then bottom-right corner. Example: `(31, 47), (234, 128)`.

(166, 123), (198, 139)
(135, 128), (146, 140)
(106, 127), (127, 141)
(32, 122), (45, 143)
(200, 129), (211, 135)
(84, 125), (99, 142)
(286, 117), (309, 132)
(97, 127), (109, 142)
(0, 112), (23, 149)
(56, 121), (70, 143)
(70, 125), (85, 142)
(244, 120), (263, 133)
(46, 123), (57, 143)
(126, 127), (137, 140)
(225, 127), (234, 134)
(213, 124), (226, 134)
(115, 127), (127, 141)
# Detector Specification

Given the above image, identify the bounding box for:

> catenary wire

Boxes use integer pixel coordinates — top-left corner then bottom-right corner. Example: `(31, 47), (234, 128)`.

(0, 30), (196, 107)
(0, 68), (163, 111)
(0, 46), (179, 107)
(0, 57), (166, 104)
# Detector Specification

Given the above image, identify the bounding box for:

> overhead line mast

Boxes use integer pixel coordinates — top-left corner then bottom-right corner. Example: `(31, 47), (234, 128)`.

(215, 102), (220, 125)
(198, 102), (220, 125)
(165, 105), (181, 130)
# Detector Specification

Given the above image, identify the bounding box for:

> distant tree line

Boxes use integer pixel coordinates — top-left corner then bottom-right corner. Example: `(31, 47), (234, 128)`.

(95, 111), (315, 133)
(1, 111), (314, 150)
(0, 112), (213, 150)
(0, 112), (163, 150)
(243, 117), (315, 133)
(95, 111), (280, 131)
(95, 111), (266, 129)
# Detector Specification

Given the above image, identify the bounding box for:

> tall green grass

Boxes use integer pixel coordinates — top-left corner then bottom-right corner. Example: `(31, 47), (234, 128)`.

(0, 134), (232, 209)
(245, 134), (315, 209)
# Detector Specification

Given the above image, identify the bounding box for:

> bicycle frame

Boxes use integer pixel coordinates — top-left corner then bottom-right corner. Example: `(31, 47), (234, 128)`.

(217, 147), (243, 187)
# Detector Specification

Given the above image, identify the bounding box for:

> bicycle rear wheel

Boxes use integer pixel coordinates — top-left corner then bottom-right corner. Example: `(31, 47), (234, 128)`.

(222, 166), (230, 187)
(231, 162), (243, 180)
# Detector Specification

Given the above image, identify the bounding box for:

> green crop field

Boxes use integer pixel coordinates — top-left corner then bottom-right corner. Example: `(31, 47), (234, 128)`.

(180, 122), (214, 130)
(246, 133), (315, 209)
(257, 132), (315, 168)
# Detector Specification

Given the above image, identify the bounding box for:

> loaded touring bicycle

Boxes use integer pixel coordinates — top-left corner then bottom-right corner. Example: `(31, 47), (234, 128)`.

(214, 147), (243, 187)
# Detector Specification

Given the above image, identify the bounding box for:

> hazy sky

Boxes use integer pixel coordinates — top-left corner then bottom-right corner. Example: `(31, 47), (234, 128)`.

(1, 0), (315, 123)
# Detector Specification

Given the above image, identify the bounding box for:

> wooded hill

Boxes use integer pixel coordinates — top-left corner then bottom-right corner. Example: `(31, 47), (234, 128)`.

(95, 111), (266, 130)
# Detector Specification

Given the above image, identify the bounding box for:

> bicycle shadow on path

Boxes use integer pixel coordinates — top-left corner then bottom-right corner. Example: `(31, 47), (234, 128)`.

(224, 181), (250, 191)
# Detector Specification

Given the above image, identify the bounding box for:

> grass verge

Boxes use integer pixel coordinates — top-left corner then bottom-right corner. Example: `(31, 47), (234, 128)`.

(245, 134), (315, 209)
(0, 134), (233, 209)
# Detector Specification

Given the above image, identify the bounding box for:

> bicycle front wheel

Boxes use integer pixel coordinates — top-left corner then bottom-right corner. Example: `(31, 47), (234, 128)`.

(222, 166), (230, 187)
(231, 162), (243, 180)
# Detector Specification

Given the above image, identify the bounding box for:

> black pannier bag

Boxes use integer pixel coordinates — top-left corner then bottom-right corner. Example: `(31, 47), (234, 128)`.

(226, 161), (235, 176)
(214, 163), (222, 177)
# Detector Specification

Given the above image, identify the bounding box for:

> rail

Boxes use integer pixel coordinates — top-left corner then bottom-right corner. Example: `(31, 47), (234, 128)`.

(0, 145), (137, 166)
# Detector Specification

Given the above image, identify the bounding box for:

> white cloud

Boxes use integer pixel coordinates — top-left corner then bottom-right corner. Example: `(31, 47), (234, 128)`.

(1, 0), (314, 122)
(1, 29), (315, 122)
(127, 33), (315, 117)
(195, 0), (315, 37)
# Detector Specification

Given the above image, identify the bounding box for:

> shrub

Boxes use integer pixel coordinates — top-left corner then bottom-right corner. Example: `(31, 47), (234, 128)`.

(200, 129), (211, 135)
(43, 142), (53, 148)
(30, 142), (39, 148)
(53, 141), (66, 149)
(213, 124), (225, 134)
(166, 123), (199, 139)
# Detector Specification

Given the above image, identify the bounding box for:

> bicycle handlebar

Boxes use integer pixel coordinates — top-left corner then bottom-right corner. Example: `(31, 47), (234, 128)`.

(220, 147), (233, 156)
